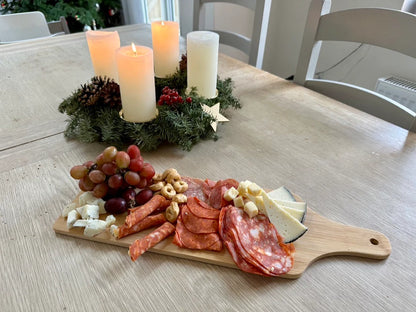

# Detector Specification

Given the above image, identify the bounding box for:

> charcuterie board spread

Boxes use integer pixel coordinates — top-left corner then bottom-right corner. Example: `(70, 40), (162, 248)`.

(53, 145), (391, 279)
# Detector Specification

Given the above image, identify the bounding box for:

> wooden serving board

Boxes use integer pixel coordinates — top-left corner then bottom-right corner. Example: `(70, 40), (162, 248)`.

(53, 200), (391, 279)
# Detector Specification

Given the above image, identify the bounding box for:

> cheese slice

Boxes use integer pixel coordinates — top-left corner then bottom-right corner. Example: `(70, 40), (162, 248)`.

(267, 186), (295, 202)
(280, 205), (306, 223)
(262, 193), (308, 243)
(273, 199), (306, 212)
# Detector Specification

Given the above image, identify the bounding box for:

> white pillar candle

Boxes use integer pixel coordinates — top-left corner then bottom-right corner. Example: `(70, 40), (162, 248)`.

(151, 21), (180, 77)
(187, 31), (219, 98)
(86, 30), (120, 80)
(116, 44), (157, 123)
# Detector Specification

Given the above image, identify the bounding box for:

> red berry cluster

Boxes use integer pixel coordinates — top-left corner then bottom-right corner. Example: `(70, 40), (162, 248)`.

(157, 86), (192, 106)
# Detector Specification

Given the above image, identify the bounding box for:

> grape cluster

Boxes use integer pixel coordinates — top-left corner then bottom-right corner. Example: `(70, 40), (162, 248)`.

(157, 86), (192, 106)
(70, 145), (155, 214)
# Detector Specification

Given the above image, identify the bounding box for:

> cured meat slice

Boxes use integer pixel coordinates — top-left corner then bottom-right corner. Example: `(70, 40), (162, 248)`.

(129, 222), (176, 261)
(219, 208), (267, 276)
(125, 195), (170, 228)
(116, 213), (166, 239)
(187, 197), (220, 219)
(173, 215), (222, 251)
(208, 179), (239, 209)
(181, 205), (219, 234)
(226, 206), (294, 276)
(202, 179), (216, 198)
(182, 177), (208, 201)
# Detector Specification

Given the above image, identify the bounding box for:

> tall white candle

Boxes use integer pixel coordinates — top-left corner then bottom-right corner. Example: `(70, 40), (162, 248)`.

(151, 21), (180, 77)
(116, 44), (157, 123)
(86, 30), (120, 80)
(187, 31), (219, 98)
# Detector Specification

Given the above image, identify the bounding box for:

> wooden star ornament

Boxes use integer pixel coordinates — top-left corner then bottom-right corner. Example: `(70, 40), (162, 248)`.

(201, 103), (229, 132)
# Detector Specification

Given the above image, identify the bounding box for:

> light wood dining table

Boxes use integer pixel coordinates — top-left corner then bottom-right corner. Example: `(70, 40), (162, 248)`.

(1, 24), (416, 312)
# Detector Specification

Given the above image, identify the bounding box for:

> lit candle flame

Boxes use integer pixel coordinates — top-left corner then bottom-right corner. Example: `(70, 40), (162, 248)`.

(161, 21), (165, 26)
(131, 42), (137, 56)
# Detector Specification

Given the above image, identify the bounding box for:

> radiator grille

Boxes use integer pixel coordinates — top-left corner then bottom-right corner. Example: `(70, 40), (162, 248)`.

(375, 77), (416, 111)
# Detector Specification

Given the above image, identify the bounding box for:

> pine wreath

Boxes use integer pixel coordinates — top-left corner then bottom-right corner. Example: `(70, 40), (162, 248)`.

(59, 57), (241, 152)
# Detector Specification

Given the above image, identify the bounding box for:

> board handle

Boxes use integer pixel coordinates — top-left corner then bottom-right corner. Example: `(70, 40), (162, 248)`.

(295, 209), (391, 264)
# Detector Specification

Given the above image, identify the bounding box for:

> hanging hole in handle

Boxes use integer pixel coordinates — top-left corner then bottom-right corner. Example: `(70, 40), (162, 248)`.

(370, 238), (379, 245)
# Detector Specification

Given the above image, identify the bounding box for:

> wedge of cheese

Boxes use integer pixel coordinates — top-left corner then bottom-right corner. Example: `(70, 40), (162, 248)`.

(267, 186), (295, 202)
(262, 193), (308, 243)
(279, 205), (306, 223)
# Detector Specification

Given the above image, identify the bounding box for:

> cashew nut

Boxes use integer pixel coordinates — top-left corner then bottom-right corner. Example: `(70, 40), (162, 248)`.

(172, 194), (187, 204)
(173, 180), (188, 193)
(161, 183), (176, 199)
(165, 202), (180, 223)
(149, 181), (165, 191)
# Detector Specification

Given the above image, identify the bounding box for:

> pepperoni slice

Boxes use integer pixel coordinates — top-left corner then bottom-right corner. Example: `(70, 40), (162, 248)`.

(172, 215), (223, 251)
(187, 197), (220, 219)
(181, 205), (219, 234)
(226, 206), (294, 276)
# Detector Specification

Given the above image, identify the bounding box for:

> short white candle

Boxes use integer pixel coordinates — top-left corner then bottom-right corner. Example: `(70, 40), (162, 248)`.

(116, 44), (157, 123)
(187, 31), (219, 98)
(151, 21), (180, 78)
(86, 30), (120, 80)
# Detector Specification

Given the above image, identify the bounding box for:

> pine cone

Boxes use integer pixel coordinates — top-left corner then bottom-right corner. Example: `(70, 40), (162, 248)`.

(101, 81), (121, 108)
(78, 76), (120, 108)
(179, 54), (187, 72)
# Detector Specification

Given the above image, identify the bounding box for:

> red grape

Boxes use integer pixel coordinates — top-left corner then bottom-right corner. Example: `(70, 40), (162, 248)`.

(140, 163), (155, 179)
(102, 162), (118, 176)
(104, 197), (127, 214)
(83, 161), (95, 170)
(122, 188), (137, 208)
(115, 151), (130, 169)
(103, 146), (117, 162)
(128, 157), (144, 172)
(127, 145), (141, 159)
(136, 177), (148, 189)
(70, 165), (88, 179)
(124, 171), (140, 186)
(88, 170), (106, 184)
(135, 189), (153, 205)
(79, 176), (95, 192)
(96, 153), (105, 166)
(108, 174), (123, 189)
(93, 183), (109, 198)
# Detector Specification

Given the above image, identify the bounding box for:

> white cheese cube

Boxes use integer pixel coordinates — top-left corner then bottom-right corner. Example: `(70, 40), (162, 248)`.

(244, 201), (259, 218)
(237, 180), (252, 196)
(73, 219), (89, 227)
(76, 204), (100, 220)
(78, 191), (98, 206)
(84, 220), (107, 237)
(110, 225), (120, 238)
(67, 210), (80, 229)
(224, 187), (239, 201)
(91, 198), (106, 214)
(247, 182), (262, 196)
(62, 202), (77, 217)
(105, 215), (116, 227)
(246, 193), (266, 215)
(233, 196), (244, 208)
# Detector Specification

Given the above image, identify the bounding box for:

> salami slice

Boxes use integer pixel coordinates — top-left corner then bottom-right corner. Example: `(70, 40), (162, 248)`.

(129, 222), (176, 261)
(219, 208), (268, 276)
(181, 204), (219, 234)
(116, 213), (166, 239)
(208, 179), (239, 209)
(226, 206), (294, 276)
(182, 177), (208, 201)
(125, 195), (170, 228)
(173, 215), (222, 251)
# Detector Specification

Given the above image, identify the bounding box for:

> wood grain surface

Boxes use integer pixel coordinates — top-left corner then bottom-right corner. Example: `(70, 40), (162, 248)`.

(53, 206), (391, 279)
(1, 25), (416, 312)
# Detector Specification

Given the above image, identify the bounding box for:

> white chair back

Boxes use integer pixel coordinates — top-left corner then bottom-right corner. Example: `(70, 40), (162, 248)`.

(0, 11), (53, 44)
(294, 0), (416, 132)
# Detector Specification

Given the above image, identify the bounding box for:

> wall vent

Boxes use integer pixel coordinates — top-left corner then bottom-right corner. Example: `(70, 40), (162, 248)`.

(375, 77), (416, 111)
